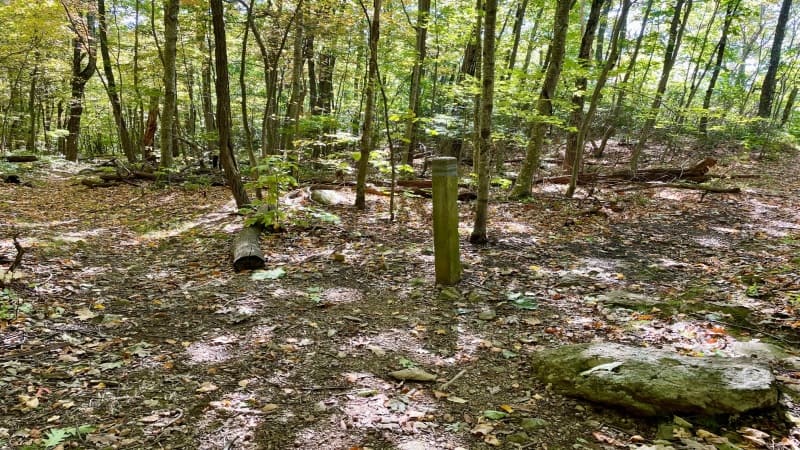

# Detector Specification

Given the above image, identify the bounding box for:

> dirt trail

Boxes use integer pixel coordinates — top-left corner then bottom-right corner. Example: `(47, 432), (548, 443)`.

(1, 151), (800, 449)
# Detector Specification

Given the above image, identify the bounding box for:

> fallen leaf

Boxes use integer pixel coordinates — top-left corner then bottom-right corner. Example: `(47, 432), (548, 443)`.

(389, 368), (437, 382)
(75, 307), (97, 320)
(470, 423), (494, 436)
(447, 396), (468, 404)
(196, 382), (218, 393)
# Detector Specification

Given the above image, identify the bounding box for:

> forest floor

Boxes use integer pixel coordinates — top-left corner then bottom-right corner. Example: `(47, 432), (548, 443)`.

(1, 144), (800, 450)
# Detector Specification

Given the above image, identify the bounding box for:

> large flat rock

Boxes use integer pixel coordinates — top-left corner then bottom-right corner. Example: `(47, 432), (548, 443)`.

(533, 343), (777, 416)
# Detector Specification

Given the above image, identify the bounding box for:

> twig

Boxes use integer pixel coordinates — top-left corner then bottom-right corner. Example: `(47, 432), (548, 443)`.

(688, 313), (800, 345)
(440, 369), (467, 391)
(9, 234), (24, 273)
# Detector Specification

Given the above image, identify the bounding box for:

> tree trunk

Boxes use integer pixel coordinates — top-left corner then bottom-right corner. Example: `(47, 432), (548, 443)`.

(99, 0), (136, 163)
(563, 0), (604, 172)
(505, 0), (527, 73)
(566, 0), (632, 197)
(65, 13), (97, 162)
(402, 0), (431, 166)
(317, 51), (335, 114)
(781, 86), (797, 125)
(142, 94), (159, 163)
(757, 0), (792, 119)
(210, 0), (250, 208)
(198, 13), (218, 160)
(630, 0), (692, 172)
(470, 0), (497, 244)
(160, 0), (179, 168)
(283, 1), (305, 150)
(240, 0), (259, 178)
(26, 58), (38, 152)
(594, 0), (611, 63)
(305, 32), (318, 114)
(510, 0), (572, 198)
(596, 0), (652, 157)
(355, 0), (380, 210)
(699, 0), (740, 134)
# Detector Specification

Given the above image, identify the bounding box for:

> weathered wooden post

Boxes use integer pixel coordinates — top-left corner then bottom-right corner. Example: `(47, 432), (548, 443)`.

(432, 157), (461, 285)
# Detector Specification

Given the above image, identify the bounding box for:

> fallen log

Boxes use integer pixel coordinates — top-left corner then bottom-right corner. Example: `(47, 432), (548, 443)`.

(4, 155), (37, 163)
(232, 226), (265, 271)
(537, 157), (718, 185)
(614, 182), (741, 194)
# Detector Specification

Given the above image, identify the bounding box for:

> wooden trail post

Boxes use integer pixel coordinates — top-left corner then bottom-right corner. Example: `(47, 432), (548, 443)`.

(432, 157), (461, 285)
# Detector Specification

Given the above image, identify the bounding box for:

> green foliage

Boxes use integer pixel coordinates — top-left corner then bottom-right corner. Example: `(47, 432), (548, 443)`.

(41, 425), (96, 449)
(244, 156), (298, 230)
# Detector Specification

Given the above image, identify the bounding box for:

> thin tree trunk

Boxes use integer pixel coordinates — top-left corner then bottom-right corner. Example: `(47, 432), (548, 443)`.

(510, 0), (572, 198)
(210, 0), (250, 208)
(355, 0), (380, 210)
(160, 0), (179, 167)
(283, 1), (305, 150)
(596, 0), (652, 156)
(521, 6), (544, 73)
(65, 12), (97, 162)
(594, 0), (611, 63)
(99, 0), (136, 162)
(566, 0), (631, 197)
(471, 0), (497, 244)
(26, 56), (38, 152)
(630, 0), (692, 172)
(305, 32), (318, 114)
(506, 0), (528, 73)
(758, 0), (792, 118)
(563, 0), (604, 172)
(781, 86), (797, 125)
(699, 0), (740, 134)
(240, 0), (259, 181)
(402, 0), (431, 166)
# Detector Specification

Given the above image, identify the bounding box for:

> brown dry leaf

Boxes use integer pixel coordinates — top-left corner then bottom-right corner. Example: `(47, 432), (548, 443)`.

(470, 422), (494, 436)
(196, 382), (218, 393)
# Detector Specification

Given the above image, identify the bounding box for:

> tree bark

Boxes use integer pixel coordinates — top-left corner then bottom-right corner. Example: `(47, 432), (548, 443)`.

(470, 0), (497, 244)
(160, 0), (179, 168)
(510, 0), (572, 198)
(65, 12), (97, 162)
(758, 0), (793, 118)
(563, 0), (604, 173)
(210, 0), (250, 208)
(567, 0), (632, 198)
(781, 86), (797, 125)
(355, 0), (380, 210)
(98, 0), (136, 163)
(402, 0), (431, 166)
(505, 0), (527, 74)
(283, 1), (305, 150)
(630, 0), (692, 172)
(699, 0), (740, 134)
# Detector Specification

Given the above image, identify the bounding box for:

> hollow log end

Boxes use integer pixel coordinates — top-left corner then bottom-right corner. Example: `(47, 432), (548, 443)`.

(233, 255), (266, 272)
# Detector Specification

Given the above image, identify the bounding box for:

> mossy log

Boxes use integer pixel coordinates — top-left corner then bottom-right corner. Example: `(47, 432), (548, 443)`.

(4, 155), (38, 163)
(232, 226), (265, 271)
(538, 157), (718, 185)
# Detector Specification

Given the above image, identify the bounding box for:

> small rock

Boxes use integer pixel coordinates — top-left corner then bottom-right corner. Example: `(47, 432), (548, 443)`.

(506, 432), (530, 444)
(657, 424), (678, 441)
(520, 417), (549, 432)
(311, 189), (347, 205)
(478, 309), (497, 321)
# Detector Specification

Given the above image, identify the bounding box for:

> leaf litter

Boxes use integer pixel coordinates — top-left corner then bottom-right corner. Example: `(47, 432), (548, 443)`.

(0, 148), (799, 449)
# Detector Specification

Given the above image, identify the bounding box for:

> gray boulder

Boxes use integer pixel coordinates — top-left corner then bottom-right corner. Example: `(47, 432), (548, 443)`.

(533, 343), (777, 416)
(311, 189), (348, 205)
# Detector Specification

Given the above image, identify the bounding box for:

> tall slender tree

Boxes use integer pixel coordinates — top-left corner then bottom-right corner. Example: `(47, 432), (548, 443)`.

(402, 0), (431, 166)
(471, 0), (497, 244)
(630, 0), (692, 172)
(98, 0), (136, 162)
(63, 2), (97, 162)
(511, 0), (572, 199)
(355, 0), (380, 210)
(160, 0), (179, 167)
(210, 0), (249, 208)
(758, 0), (793, 118)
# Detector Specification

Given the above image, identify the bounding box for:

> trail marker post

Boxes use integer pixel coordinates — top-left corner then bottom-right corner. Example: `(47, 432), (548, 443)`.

(431, 157), (461, 285)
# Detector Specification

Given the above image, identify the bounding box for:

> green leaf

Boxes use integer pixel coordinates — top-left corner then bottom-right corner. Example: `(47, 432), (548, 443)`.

(483, 410), (508, 420)
(251, 268), (286, 281)
(43, 428), (69, 448)
(507, 292), (538, 310)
